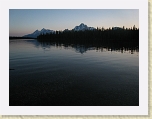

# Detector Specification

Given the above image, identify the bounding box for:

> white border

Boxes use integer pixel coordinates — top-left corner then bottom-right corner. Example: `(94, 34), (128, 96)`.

(0, 0), (148, 115)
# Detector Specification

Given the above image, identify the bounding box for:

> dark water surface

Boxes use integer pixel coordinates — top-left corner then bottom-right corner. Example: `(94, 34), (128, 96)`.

(9, 39), (139, 106)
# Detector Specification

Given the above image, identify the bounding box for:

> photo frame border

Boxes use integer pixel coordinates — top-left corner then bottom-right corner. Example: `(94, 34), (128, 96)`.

(0, 0), (150, 117)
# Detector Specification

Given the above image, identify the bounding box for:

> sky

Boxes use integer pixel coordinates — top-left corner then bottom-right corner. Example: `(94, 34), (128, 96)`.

(9, 9), (139, 36)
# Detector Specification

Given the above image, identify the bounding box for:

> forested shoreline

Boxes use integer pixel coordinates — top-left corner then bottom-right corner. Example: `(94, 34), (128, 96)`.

(37, 27), (139, 47)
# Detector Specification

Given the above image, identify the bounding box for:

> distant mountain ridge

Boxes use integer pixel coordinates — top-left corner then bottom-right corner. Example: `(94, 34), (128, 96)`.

(22, 23), (125, 38)
(23, 28), (55, 38)
(22, 23), (96, 38)
(72, 23), (96, 31)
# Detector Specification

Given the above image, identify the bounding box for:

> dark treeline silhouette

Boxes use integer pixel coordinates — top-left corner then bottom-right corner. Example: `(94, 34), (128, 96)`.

(37, 26), (139, 48)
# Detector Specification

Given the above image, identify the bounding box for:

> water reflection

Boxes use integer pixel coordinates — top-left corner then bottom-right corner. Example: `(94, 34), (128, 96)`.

(35, 39), (139, 54)
(9, 39), (139, 106)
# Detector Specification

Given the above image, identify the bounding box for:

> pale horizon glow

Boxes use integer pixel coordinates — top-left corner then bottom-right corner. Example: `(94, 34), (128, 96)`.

(9, 9), (139, 36)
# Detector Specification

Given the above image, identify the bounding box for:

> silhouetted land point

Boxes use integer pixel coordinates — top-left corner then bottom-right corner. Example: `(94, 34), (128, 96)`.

(9, 36), (35, 40)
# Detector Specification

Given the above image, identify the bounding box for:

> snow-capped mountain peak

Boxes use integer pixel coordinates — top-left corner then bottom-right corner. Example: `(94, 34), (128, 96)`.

(41, 28), (46, 31)
(79, 23), (86, 27)
(23, 28), (55, 38)
(73, 23), (95, 31)
(23, 23), (96, 38)
(33, 30), (40, 35)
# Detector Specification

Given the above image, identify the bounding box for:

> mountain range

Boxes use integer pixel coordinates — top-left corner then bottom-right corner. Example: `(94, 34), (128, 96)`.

(23, 23), (96, 38)
(73, 23), (96, 31)
(23, 28), (55, 38)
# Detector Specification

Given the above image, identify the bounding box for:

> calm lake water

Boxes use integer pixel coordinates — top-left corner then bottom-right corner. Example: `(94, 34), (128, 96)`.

(9, 39), (139, 106)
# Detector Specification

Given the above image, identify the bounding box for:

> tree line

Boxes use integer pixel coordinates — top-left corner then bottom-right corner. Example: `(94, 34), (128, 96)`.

(37, 25), (139, 47)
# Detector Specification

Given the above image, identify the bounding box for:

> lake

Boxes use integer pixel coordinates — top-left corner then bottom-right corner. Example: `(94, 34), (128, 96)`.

(9, 39), (139, 106)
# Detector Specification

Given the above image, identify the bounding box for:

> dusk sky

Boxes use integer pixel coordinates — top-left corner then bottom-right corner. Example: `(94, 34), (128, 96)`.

(9, 9), (139, 36)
